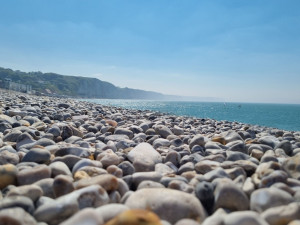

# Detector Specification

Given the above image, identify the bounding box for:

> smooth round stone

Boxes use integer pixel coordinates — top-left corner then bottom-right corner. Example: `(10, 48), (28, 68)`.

(137, 180), (165, 189)
(259, 170), (288, 188)
(226, 140), (247, 154)
(21, 148), (51, 164)
(77, 166), (107, 177)
(258, 136), (280, 148)
(74, 170), (90, 181)
(172, 125), (184, 136)
(226, 151), (250, 161)
(189, 135), (206, 149)
(7, 184), (43, 202)
(72, 158), (103, 175)
(283, 154), (300, 180)
(128, 143), (162, 172)
(153, 138), (171, 149)
(201, 208), (227, 225)
(0, 122), (12, 133)
(0, 150), (19, 165)
(61, 125), (73, 140)
(64, 136), (82, 144)
(60, 208), (103, 225)
(223, 211), (268, 225)
(178, 162), (194, 174)
(16, 132), (35, 150)
(114, 128), (134, 139)
(154, 125), (173, 138)
(109, 190), (121, 203)
(53, 175), (74, 198)
(160, 175), (188, 187)
(175, 218), (200, 225)
(214, 180), (249, 211)
(200, 167), (230, 182)
(288, 221), (300, 225)
(49, 161), (72, 177)
(155, 163), (176, 175)
(132, 172), (162, 188)
(34, 178), (55, 198)
(261, 202), (300, 225)
(125, 188), (207, 224)
(0, 207), (38, 225)
(53, 155), (82, 170)
(250, 187), (294, 213)
(3, 130), (22, 142)
(195, 160), (220, 174)
(96, 204), (129, 223)
(75, 174), (119, 192)
(58, 103), (70, 109)
(104, 135), (129, 143)
(243, 177), (255, 196)
(118, 161), (135, 176)
(47, 126), (61, 137)
(0, 196), (35, 214)
(250, 149), (264, 160)
(97, 149), (120, 168)
(0, 164), (18, 189)
(275, 140), (293, 155)
(195, 181), (215, 214)
(17, 164), (51, 185)
(255, 161), (280, 179)
(107, 165), (123, 178)
(54, 146), (91, 158)
(165, 151), (181, 167)
(225, 167), (247, 180)
(104, 209), (162, 225)
(222, 131), (244, 144)
(34, 185), (109, 225)
(168, 180), (193, 193)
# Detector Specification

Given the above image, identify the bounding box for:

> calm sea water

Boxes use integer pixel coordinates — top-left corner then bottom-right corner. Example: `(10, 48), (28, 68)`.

(82, 99), (300, 132)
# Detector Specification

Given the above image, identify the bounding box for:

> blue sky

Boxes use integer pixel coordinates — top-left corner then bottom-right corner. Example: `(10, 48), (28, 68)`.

(0, 0), (300, 103)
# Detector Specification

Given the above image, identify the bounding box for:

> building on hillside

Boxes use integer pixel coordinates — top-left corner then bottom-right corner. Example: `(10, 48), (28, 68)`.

(2, 79), (33, 94)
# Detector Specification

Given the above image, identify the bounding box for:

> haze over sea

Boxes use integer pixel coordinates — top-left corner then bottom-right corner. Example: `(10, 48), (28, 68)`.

(84, 99), (300, 132)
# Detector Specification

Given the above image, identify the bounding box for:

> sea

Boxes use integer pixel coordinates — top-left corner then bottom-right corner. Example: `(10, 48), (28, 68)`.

(82, 99), (300, 132)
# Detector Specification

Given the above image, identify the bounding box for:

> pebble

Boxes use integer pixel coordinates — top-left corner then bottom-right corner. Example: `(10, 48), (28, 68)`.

(214, 179), (249, 211)
(17, 164), (51, 185)
(223, 211), (268, 225)
(283, 154), (300, 180)
(250, 187), (294, 213)
(0, 196), (35, 214)
(49, 161), (72, 177)
(53, 174), (74, 198)
(74, 174), (119, 191)
(96, 203), (129, 223)
(0, 207), (38, 225)
(34, 185), (109, 225)
(6, 184), (43, 202)
(60, 208), (104, 225)
(128, 143), (162, 172)
(195, 181), (215, 214)
(0, 164), (18, 189)
(261, 202), (300, 225)
(21, 147), (51, 164)
(125, 188), (207, 224)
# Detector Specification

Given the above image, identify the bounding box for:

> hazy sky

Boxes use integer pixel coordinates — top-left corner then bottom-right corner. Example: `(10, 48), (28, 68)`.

(0, 0), (300, 103)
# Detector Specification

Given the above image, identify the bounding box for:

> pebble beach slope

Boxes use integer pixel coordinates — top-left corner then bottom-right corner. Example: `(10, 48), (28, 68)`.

(0, 89), (300, 225)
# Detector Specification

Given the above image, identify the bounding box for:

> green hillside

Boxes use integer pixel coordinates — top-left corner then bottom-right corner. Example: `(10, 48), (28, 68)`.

(0, 67), (164, 99)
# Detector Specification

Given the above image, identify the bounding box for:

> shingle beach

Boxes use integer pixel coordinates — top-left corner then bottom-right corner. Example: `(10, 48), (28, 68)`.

(0, 89), (300, 225)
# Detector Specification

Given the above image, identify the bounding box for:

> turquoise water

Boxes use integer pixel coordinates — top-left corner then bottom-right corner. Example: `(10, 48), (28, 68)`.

(83, 99), (300, 131)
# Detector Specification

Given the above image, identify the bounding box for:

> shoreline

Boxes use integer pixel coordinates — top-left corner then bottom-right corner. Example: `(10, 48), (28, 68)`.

(0, 89), (300, 224)
(81, 98), (300, 132)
